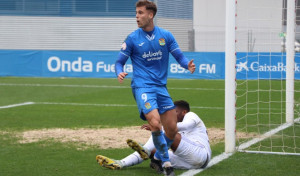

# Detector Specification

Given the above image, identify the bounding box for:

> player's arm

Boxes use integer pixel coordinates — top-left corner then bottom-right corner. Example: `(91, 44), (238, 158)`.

(171, 48), (195, 74)
(141, 124), (151, 131)
(140, 109), (198, 132)
(177, 114), (198, 131)
(167, 31), (195, 73)
(115, 36), (133, 84)
(115, 53), (129, 84)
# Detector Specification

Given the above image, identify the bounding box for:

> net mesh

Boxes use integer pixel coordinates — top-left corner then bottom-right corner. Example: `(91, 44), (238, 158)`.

(235, 0), (300, 154)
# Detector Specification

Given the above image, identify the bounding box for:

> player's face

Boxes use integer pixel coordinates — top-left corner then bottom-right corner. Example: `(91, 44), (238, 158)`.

(136, 6), (153, 29)
(175, 107), (185, 122)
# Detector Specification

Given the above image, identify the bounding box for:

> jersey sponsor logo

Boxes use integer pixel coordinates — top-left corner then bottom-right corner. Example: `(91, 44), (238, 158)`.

(121, 42), (127, 50)
(145, 102), (151, 109)
(159, 38), (165, 46)
(142, 50), (163, 61)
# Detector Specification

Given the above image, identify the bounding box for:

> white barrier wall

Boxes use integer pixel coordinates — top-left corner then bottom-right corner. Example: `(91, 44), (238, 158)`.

(0, 0), (283, 52)
(0, 16), (192, 51)
(0, 16), (136, 50)
(193, 0), (283, 52)
(193, 0), (226, 52)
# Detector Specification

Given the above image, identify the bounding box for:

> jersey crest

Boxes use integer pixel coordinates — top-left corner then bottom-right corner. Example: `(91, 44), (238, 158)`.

(159, 38), (166, 46)
(145, 102), (151, 109)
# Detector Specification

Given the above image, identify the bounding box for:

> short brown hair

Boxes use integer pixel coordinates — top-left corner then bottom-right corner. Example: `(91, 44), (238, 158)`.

(174, 100), (190, 112)
(136, 0), (157, 17)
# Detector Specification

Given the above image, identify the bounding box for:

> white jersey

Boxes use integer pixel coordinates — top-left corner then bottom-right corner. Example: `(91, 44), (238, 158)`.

(177, 112), (211, 158)
(137, 111), (211, 169)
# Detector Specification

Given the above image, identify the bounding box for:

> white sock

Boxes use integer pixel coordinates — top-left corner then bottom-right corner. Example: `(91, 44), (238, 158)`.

(143, 135), (155, 155)
(120, 152), (143, 167)
(162, 161), (172, 168)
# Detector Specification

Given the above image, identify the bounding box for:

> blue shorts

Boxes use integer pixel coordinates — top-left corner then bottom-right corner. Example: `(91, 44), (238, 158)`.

(132, 86), (175, 121)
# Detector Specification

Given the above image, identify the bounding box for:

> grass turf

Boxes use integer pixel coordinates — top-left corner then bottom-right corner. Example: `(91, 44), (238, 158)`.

(0, 77), (299, 176)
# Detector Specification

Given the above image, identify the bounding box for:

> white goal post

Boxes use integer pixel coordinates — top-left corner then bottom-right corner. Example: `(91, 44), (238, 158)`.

(225, 0), (299, 155)
(286, 0), (295, 124)
(225, 0), (237, 153)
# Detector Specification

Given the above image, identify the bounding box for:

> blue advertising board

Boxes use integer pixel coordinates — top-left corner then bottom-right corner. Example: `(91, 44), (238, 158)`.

(0, 50), (299, 80)
(236, 52), (300, 79)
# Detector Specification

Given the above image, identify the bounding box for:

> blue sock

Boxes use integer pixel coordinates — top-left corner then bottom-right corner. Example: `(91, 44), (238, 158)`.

(163, 133), (174, 148)
(152, 131), (170, 163)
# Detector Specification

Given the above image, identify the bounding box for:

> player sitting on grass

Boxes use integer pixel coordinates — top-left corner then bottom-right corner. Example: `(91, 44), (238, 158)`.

(96, 100), (211, 174)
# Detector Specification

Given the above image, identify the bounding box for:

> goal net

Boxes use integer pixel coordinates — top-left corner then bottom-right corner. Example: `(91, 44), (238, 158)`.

(233, 0), (300, 155)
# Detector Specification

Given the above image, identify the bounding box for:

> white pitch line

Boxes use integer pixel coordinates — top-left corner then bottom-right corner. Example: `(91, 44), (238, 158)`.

(180, 117), (300, 176)
(35, 102), (137, 107)
(168, 87), (224, 91)
(0, 102), (34, 109)
(0, 83), (129, 89)
(34, 102), (223, 110)
(0, 83), (224, 91)
(191, 106), (224, 110)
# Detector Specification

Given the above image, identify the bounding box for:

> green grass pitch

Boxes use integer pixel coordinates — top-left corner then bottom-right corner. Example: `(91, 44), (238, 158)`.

(0, 77), (299, 176)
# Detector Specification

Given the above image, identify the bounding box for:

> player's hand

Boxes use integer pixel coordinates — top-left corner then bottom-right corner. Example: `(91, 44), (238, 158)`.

(118, 72), (128, 84)
(188, 59), (196, 74)
(141, 124), (151, 131)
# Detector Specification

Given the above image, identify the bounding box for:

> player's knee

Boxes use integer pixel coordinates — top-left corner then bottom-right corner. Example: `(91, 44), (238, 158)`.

(148, 118), (161, 131)
(145, 110), (162, 131)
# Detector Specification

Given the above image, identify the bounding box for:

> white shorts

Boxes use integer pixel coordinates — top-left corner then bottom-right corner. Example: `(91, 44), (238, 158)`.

(169, 136), (209, 169)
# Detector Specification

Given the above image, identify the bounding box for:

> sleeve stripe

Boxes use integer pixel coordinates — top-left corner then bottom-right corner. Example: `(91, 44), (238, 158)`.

(120, 51), (129, 58)
(170, 48), (180, 53)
